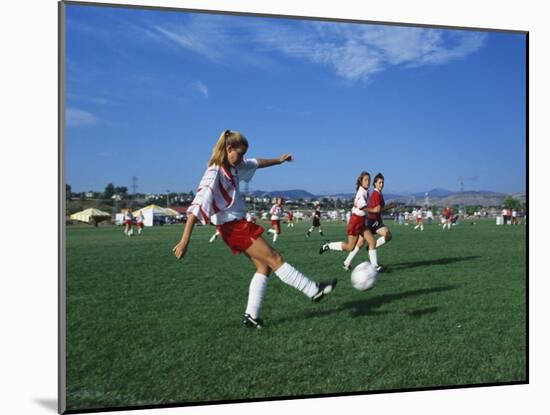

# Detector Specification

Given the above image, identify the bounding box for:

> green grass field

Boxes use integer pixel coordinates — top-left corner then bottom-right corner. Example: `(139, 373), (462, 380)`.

(65, 219), (526, 411)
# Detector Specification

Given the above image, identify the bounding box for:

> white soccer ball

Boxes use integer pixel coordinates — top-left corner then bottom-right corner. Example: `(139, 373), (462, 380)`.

(351, 261), (378, 291)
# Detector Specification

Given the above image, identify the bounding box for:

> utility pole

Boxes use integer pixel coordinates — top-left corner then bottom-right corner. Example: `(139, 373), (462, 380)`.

(131, 176), (138, 196)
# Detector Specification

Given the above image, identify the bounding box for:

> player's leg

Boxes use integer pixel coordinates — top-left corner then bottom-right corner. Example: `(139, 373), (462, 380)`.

(245, 237), (336, 302)
(273, 222), (280, 243)
(375, 226), (391, 247)
(321, 234), (358, 254)
(241, 253), (271, 328)
(343, 235), (364, 270)
(363, 230), (380, 269)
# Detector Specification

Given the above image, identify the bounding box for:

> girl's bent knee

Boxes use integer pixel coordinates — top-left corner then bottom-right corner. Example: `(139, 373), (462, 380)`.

(270, 252), (284, 269)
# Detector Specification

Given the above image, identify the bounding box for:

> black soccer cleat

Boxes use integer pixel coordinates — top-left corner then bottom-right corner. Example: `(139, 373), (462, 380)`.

(312, 279), (338, 302)
(375, 265), (385, 273)
(242, 313), (263, 329)
(306, 231), (311, 238)
(319, 241), (330, 255)
(342, 263), (351, 271)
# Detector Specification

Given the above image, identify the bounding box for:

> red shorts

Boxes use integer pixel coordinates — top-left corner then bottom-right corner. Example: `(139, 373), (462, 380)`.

(347, 214), (366, 236)
(137, 223), (144, 228)
(271, 220), (281, 230)
(217, 219), (265, 254)
(416, 217), (423, 223)
(125, 220), (132, 226)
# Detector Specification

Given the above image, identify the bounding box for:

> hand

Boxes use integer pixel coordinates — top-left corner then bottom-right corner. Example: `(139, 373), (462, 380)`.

(172, 241), (188, 260)
(279, 153), (293, 163)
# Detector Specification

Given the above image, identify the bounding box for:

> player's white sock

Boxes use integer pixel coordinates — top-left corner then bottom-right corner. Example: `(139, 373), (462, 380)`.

(308, 227), (314, 233)
(273, 233), (278, 243)
(344, 246), (360, 267)
(138, 228), (142, 234)
(420, 225), (424, 231)
(209, 233), (217, 243)
(328, 242), (343, 251)
(414, 225), (419, 230)
(245, 273), (268, 319)
(376, 237), (386, 248)
(274, 262), (319, 298)
(268, 229), (275, 235)
(368, 249), (379, 267)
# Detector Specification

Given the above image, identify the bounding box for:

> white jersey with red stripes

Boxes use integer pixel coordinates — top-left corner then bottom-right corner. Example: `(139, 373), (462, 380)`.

(351, 186), (369, 216)
(187, 158), (259, 226)
(270, 204), (284, 221)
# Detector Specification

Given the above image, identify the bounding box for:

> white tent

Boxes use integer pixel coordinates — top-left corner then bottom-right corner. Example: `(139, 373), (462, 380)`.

(132, 204), (171, 227)
(70, 208), (111, 224)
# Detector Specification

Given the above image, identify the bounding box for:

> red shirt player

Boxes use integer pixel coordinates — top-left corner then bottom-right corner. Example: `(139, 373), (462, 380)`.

(287, 210), (295, 227)
(443, 206), (453, 230)
(365, 173), (394, 272)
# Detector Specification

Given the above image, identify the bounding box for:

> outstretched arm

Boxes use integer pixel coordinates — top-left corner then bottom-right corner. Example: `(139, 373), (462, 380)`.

(365, 203), (397, 214)
(257, 154), (293, 168)
(173, 213), (199, 260)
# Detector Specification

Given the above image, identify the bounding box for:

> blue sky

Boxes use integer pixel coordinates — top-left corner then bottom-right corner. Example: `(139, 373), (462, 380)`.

(65, 4), (526, 195)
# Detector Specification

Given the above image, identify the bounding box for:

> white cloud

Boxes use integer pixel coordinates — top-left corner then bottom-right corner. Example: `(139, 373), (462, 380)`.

(193, 80), (209, 98)
(66, 108), (98, 127)
(153, 24), (222, 61)
(148, 15), (487, 83)
(253, 22), (487, 81)
(89, 97), (117, 105)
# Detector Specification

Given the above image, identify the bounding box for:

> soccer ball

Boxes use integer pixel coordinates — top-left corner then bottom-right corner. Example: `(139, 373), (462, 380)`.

(351, 261), (378, 291)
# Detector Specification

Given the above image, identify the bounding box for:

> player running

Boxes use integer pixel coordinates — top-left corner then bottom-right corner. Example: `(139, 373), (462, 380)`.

(286, 210), (295, 227)
(319, 171), (374, 271)
(136, 211), (145, 235)
(267, 197), (284, 243)
(413, 207), (424, 231)
(123, 209), (134, 237)
(442, 206), (453, 230)
(172, 130), (337, 329)
(364, 173), (395, 272)
(306, 201), (324, 237)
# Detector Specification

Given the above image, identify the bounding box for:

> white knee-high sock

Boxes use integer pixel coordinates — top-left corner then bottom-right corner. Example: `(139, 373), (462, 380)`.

(414, 225), (419, 229)
(308, 227), (314, 232)
(344, 246), (360, 267)
(274, 262), (318, 298)
(420, 225), (424, 231)
(245, 273), (268, 319)
(209, 233), (218, 243)
(369, 249), (378, 267)
(273, 233), (278, 243)
(328, 242), (343, 251)
(376, 237), (386, 248)
(268, 229), (275, 235)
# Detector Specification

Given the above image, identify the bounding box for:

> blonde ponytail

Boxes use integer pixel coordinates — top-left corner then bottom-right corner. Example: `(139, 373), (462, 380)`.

(208, 130), (249, 166)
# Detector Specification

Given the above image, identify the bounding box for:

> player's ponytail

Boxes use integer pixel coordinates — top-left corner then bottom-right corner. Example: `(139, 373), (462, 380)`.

(208, 130), (249, 167)
(356, 171), (371, 190)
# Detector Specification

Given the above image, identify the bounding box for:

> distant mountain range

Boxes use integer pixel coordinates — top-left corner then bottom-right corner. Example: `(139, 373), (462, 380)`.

(249, 188), (526, 207)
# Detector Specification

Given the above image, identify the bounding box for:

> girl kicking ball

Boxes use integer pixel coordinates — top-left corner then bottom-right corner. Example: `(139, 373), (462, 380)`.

(172, 130), (337, 329)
